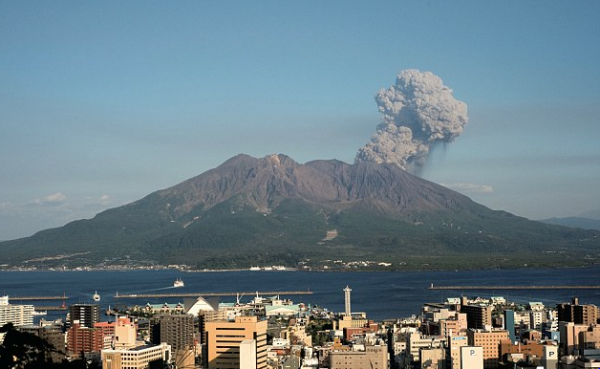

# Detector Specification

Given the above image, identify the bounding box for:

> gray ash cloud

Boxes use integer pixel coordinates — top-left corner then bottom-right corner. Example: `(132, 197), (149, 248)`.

(356, 69), (468, 174)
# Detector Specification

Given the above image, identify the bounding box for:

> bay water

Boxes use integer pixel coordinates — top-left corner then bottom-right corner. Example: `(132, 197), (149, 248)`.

(2, 265), (599, 322)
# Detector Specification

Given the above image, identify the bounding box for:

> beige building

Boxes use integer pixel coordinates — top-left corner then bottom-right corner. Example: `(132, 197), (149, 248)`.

(439, 314), (467, 338)
(447, 335), (469, 369)
(460, 346), (483, 369)
(579, 324), (600, 350)
(205, 316), (268, 369)
(329, 345), (388, 369)
(467, 329), (508, 369)
(560, 321), (590, 356)
(419, 347), (445, 369)
(240, 339), (256, 369)
(113, 317), (137, 350)
(407, 332), (445, 364)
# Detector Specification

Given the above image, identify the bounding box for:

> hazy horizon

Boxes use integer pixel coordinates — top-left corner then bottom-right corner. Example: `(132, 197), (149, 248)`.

(1, 1), (599, 240)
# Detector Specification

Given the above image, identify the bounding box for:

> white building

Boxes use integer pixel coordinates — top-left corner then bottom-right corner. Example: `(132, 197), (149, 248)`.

(0, 296), (34, 327)
(460, 346), (483, 369)
(102, 343), (171, 369)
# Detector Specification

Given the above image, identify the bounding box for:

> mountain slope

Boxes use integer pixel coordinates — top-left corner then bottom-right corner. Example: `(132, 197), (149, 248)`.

(539, 217), (600, 231)
(1, 154), (598, 270)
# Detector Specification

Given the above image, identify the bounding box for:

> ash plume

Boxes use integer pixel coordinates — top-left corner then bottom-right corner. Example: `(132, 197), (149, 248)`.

(356, 69), (468, 174)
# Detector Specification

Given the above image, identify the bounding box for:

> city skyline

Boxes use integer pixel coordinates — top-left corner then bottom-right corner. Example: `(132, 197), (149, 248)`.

(1, 1), (599, 240)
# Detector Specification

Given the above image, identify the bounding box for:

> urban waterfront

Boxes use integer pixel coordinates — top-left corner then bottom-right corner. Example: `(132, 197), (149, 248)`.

(2, 265), (600, 322)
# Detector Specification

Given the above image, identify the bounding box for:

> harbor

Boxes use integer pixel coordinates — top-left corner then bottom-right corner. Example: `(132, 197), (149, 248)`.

(114, 290), (313, 299)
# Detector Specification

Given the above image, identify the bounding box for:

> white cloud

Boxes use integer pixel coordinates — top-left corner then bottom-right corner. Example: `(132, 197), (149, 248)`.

(0, 192), (122, 240)
(442, 182), (494, 194)
(34, 192), (67, 205)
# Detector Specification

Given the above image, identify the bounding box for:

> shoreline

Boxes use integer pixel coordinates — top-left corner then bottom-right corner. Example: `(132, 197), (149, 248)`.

(1, 263), (599, 273)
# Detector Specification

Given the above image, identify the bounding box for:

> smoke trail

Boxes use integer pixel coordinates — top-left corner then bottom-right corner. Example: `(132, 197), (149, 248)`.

(356, 69), (468, 173)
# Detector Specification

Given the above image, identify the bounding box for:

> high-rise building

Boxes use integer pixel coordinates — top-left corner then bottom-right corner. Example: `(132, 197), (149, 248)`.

(467, 329), (508, 369)
(205, 316), (268, 369)
(157, 314), (195, 352)
(0, 296), (34, 327)
(69, 304), (100, 328)
(504, 310), (516, 343)
(67, 322), (104, 359)
(153, 314), (195, 368)
(557, 298), (598, 325)
(460, 303), (492, 330)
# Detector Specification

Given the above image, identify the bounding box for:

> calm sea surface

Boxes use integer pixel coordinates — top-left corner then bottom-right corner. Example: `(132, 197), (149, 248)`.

(2, 266), (600, 322)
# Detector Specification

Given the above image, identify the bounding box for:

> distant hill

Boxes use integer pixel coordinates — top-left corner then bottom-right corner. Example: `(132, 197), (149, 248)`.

(1, 154), (598, 270)
(539, 217), (600, 231)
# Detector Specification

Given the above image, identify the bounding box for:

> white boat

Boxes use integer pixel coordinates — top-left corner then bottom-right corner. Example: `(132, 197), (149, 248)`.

(174, 278), (184, 288)
(93, 291), (101, 301)
(32, 310), (47, 316)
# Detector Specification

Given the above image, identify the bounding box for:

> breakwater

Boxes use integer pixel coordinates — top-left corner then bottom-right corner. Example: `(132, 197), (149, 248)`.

(114, 290), (313, 299)
(429, 285), (600, 290)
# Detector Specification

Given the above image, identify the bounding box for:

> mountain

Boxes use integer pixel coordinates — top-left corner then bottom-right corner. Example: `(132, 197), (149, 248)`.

(539, 217), (600, 231)
(1, 154), (598, 270)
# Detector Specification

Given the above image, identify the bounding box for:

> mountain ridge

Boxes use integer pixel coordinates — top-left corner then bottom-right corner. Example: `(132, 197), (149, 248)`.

(1, 154), (598, 270)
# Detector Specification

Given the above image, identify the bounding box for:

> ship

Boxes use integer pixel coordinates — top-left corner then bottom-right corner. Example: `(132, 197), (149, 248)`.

(93, 291), (101, 302)
(173, 278), (184, 288)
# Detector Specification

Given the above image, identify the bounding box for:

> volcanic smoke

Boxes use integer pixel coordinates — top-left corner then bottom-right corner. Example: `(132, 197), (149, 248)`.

(356, 69), (468, 174)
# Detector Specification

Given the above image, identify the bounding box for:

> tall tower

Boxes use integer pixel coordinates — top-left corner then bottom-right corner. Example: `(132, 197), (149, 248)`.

(343, 286), (352, 317)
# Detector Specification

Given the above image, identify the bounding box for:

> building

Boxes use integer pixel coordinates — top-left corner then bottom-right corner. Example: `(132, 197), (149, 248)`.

(447, 335), (468, 369)
(460, 346), (483, 369)
(113, 317), (138, 350)
(406, 332), (445, 366)
(541, 345), (558, 369)
(467, 329), (508, 369)
(69, 304), (100, 328)
(155, 314), (195, 368)
(240, 339), (257, 369)
(504, 310), (516, 343)
(102, 343), (171, 369)
(460, 300), (492, 330)
(0, 296), (34, 327)
(560, 321), (590, 356)
(557, 298), (599, 326)
(94, 321), (117, 350)
(579, 324), (600, 350)
(499, 340), (544, 361)
(205, 316), (268, 369)
(20, 324), (66, 363)
(156, 314), (194, 352)
(419, 347), (445, 369)
(67, 322), (104, 359)
(329, 345), (388, 369)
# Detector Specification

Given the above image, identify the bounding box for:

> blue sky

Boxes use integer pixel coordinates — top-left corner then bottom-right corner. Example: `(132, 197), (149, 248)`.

(1, 1), (599, 240)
